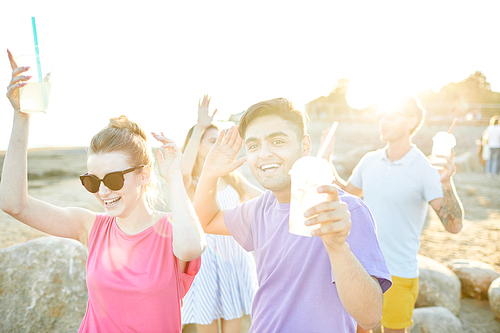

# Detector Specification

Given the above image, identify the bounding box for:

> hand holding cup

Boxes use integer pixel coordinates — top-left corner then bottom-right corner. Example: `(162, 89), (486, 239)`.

(303, 184), (351, 251)
(289, 156), (336, 237)
(6, 50), (30, 113)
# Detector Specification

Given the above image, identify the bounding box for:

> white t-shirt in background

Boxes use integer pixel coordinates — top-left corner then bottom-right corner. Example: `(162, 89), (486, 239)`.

(486, 125), (500, 148)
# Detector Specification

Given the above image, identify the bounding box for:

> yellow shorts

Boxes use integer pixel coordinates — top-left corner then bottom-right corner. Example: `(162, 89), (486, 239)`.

(381, 275), (419, 329)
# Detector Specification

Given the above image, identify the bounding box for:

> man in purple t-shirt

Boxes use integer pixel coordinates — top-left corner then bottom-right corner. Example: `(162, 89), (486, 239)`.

(194, 98), (392, 332)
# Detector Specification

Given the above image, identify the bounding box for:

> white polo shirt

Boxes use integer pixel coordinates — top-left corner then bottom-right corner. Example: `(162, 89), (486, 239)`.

(349, 146), (443, 278)
(486, 125), (500, 148)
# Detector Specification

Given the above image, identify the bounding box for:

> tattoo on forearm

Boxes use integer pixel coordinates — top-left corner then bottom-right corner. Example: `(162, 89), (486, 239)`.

(438, 187), (463, 230)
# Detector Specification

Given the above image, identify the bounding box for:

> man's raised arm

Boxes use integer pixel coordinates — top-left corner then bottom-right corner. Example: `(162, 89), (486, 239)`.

(430, 152), (463, 234)
(304, 185), (385, 330)
(194, 126), (246, 235)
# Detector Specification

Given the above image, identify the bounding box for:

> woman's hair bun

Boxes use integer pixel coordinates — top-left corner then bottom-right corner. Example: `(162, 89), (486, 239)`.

(108, 115), (147, 141)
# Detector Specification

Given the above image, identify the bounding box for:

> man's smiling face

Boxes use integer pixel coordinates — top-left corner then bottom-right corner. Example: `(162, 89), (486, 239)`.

(243, 114), (310, 199)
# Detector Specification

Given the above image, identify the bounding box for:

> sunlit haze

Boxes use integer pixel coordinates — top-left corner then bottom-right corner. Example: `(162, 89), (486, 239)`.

(1, 1), (499, 151)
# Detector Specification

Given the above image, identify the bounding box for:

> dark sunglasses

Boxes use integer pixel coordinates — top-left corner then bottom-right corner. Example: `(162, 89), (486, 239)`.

(79, 165), (145, 193)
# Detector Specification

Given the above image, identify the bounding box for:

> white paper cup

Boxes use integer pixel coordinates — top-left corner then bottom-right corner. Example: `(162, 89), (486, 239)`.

(289, 156), (335, 237)
(16, 55), (52, 114)
(431, 131), (456, 167)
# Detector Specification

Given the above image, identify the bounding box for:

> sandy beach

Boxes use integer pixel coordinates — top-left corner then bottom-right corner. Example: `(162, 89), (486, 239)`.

(0, 147), (101, 249)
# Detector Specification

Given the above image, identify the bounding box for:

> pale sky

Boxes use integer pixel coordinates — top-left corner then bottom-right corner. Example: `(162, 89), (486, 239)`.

(1, 0), (499, 150)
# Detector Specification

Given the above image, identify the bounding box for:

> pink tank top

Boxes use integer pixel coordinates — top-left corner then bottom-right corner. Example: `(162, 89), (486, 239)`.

(79, 213), (201, 333)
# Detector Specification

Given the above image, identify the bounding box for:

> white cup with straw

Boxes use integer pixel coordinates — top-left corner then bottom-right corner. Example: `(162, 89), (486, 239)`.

(431, 118), (457, 168)
(288, 121), (339, 236)
(17, 17), (52, 114)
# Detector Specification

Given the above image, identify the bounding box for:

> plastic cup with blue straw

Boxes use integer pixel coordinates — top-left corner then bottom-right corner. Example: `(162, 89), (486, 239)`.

(17, 17), (52, 114)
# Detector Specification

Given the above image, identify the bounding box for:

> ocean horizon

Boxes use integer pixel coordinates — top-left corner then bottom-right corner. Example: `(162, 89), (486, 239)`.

(0, 112), (239, 153)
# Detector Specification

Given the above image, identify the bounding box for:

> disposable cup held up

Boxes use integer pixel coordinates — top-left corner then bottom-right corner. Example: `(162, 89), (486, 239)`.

(289, 156), (335, 237)
(431, 131), (456, 167)
(16, 55), (52, 114)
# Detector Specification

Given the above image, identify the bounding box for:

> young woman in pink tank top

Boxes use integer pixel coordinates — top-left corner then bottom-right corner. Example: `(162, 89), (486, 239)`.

(1, 50), (206, 332)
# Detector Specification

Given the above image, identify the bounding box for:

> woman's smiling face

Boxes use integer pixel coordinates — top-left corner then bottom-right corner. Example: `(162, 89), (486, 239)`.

(86, 151), (146, 218)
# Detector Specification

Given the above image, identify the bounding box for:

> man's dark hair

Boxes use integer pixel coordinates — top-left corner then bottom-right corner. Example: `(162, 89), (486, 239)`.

(238, 98), (308, 140)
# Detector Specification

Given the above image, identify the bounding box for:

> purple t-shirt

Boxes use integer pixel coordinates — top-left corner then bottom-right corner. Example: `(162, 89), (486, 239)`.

(225, 189), (392, 333)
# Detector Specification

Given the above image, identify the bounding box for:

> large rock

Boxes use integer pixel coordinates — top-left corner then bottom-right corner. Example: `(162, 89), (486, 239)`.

(409, 306), (463, 333)
(454, 152), (483, 173)
(339, 144), (376, 175)
(489, 277), (500, 321)
(459, 298), (500, 332)
(447, 259), (500, 300)
(415, 255), (461, 315)
(0, 236), (88, 333)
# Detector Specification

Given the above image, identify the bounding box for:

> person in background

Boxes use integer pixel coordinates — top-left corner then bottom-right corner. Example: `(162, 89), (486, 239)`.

(476, 135), (489, 169)
(1, 50), (205, 333)
(154, 96), (260, 333)
(193, 97), (392, 332)
(326, 95), (463, 333)
(483, 115), (500, 177)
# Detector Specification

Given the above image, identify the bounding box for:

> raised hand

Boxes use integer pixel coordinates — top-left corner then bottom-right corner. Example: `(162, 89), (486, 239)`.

(6, 49), (31, 113)
(197, 95), (217, 128)
(432, 149), (456, 184)
(303, 185), (351, 252)
(203, 126), (246, 178)
(152, 132), (183, 181)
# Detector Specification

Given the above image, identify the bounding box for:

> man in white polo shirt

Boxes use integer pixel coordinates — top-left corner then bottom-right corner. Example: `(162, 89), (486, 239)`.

(330, 95), (464, 333)
(484, 115), (500, 177)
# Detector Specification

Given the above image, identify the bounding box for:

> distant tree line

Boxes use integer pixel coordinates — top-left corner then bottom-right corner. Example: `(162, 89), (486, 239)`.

(308, 73), (500, 120)
(417, 71), (500, 118)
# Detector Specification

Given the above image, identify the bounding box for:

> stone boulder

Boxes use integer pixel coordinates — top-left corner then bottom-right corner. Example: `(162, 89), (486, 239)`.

(454, 152), (483, 173)
(335, 144), (376, 176)
(459, 298), (500, 332)
(409, 306), (463, 333)
(447, 259), (500, 300)
(415, 255), (461, 315)
(489, 277), (500, 321)
(0, 236), (88, 333)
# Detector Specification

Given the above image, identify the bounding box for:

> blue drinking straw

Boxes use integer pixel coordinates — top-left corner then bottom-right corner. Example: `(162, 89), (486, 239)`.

(31, 17), (43, 82)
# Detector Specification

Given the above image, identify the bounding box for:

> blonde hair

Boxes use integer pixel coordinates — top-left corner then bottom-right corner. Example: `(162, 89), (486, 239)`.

(182, 124), (248, 202)
(88, 115), (165, 209)
(490, 115), (499, 126)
